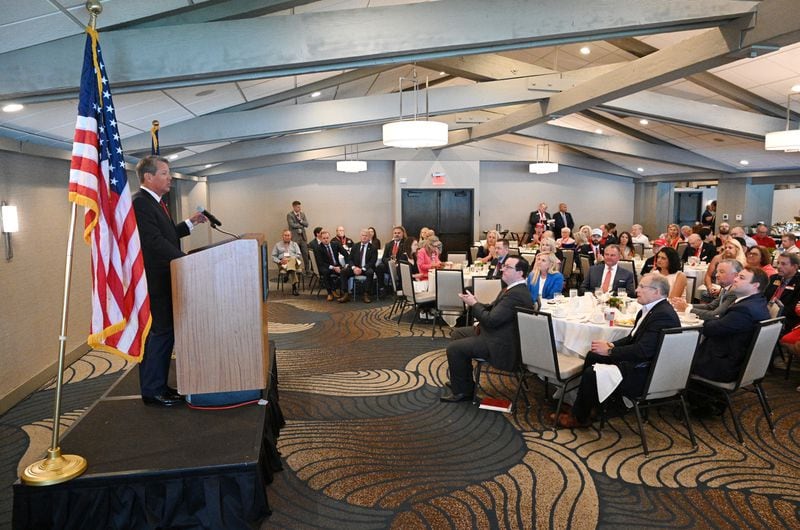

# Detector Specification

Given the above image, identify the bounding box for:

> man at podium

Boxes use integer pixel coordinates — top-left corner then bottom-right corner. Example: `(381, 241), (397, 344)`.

(132, 156), (207, 407)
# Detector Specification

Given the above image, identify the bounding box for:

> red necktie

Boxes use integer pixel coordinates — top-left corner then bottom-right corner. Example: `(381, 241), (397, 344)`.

(772, 282), (786, 302)
(392, 241), (399, 257)
(160, 200), (171, 220)
(696, 247), (701, 257)
(601, 267), (613, 292)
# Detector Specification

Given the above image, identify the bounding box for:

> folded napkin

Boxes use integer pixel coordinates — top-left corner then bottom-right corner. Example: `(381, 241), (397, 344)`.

(594, 364), (623, 403)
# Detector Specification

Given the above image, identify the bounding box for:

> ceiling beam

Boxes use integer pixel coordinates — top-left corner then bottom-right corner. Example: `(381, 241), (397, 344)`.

(420, 54), (555, 81)
(515, 123), (736, 171)
(450, 1), (800, 146)
(599, 91), (790, 138)
(124, 71), (598, 151)
(608, 36), (793, 119)
(579, 109), (674, 146)
(0, 0), (758, 100)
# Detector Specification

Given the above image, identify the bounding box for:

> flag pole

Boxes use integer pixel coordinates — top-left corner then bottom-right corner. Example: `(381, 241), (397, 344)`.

(19, 0), (103, 487)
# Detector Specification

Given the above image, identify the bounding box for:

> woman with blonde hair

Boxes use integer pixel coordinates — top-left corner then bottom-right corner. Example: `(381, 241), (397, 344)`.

(665, 223), (682, 249)
(538, 237), (563, 263)
(527, 252), (564, 303)
(476, 229), (499, 263)
(417, 236), (442, 280)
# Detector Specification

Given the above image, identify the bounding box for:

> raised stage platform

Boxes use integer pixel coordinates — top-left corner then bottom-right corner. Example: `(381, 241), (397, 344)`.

(12, 343), (283, 529)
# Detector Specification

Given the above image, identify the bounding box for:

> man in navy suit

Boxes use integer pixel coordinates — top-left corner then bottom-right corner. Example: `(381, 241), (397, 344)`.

(681, 233), (717, 264)
(317, 229), (348, 301)
(556, 273), (680, 427)
(552, 202), (575, 235)
(339, 228), (378, 303)
(132, 156), (207, 407)
(580, 244), (635, 297)
(692, 267), (771, 383)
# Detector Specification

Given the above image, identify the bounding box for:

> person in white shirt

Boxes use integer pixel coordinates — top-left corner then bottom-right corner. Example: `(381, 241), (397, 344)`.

(630, 224), (650, 247)
(271, 229), (303, 295)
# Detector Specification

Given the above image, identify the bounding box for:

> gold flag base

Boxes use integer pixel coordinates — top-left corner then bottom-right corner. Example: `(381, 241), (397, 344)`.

(20, 447), (87, 486)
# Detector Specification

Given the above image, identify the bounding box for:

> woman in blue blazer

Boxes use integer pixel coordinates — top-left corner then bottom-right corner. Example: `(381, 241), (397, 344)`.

(527, 251), (564, 303)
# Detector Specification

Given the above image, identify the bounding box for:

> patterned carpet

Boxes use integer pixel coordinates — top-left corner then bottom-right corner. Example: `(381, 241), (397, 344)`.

(2, 289), (799, 529)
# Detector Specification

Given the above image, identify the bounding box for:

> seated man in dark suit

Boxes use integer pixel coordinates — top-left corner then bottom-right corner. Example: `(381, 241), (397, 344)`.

(486, 239), (510, 281)
(764, 253), (800, 334)
(308, 226), (324, 260)
(339, 228), (378, 303)
(671, 259), (742, 321)
(692, 266), (770, 383)
(580, 244), (635, 297)
(681, 233), (717, 263)
(556, 273), (680, 427)
(376, 226), (406, 293)
(317, 230), (348, 302)
(577, 228), (604, 265)
(441, 257), (535, 402)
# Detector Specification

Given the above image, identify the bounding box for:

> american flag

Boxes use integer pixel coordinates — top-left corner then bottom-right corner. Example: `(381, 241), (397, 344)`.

(68, 27), (151, 361)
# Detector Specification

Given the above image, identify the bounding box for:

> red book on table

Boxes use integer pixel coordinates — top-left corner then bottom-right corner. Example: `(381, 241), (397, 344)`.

(479, 397), (513, 413)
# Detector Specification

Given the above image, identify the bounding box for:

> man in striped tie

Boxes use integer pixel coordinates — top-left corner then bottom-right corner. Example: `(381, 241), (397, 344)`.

(133, 156), (207, 407)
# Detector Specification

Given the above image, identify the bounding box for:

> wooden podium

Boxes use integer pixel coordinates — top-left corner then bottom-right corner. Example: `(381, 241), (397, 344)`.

(171, 234), (269, 395)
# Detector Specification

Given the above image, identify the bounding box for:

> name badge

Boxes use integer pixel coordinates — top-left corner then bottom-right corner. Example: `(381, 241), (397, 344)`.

(786, 285), (795, 291)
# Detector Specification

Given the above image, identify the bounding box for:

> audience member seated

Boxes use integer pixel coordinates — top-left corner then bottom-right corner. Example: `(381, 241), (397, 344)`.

(318, 230), (349, 301)
(334, 225), (354, 250)
(528, 223), (546, 246)
(775, 233), (800, 262)
(271, 229), (303, 295)
(486, 240), (510, 280)
(554, 273), (680, 428)
(557, 227), (576, 249)
(477, 229), (500, 264)
(746, 245), (777, 277)
(368, 226), (382, 249)
(630, 224), (650, 247)
(377, 226), (406, 292)
(682, 233), (717, 263)
(714, 222), (732, 249)
(691, 267), (770, 383)
(441, 257), (534, 403)
(417, 236), (442, 281)
(680, 225), (693, 240)
(538, 237), (564, 263)
(665, 223), (682, 249)
(339, 228), (378, 304)
(640, 238), (666, 276)
(577, 224), (593, 244)
(602, 223), (619, 245)
(730, 226), (756, 248)
(308, 226), (324, 259)
(578, 228), (605, 265)
(399, 237), (422, 280)
(704, 239), (746, 298)
(765, 253), (800, 333)
(752, 223), (776, 248)
(653, 246), (687, 300)
(617, 231), (635, 260)
(527, 251), (564, 305)
(671, 259), (741, 320)
(779, 323), (800, 392)
(580, 244), (635, 297)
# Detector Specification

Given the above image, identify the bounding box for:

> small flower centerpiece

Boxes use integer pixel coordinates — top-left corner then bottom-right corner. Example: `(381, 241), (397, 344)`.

(607, 296), (625, 311)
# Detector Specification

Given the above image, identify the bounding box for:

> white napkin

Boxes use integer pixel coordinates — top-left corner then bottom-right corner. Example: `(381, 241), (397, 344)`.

(594, 364), (623, 403)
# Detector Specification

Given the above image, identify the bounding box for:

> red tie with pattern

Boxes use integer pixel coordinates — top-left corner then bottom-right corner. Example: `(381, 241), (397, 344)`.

(160, 200), (171, 220)
(392, 241), (399, 257)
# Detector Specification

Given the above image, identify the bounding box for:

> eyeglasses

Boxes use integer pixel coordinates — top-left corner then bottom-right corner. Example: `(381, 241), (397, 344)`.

(637, 284), (657, 290)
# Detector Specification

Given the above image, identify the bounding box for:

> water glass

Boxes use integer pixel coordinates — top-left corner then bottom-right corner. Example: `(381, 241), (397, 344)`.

(569, 289), (578, 298)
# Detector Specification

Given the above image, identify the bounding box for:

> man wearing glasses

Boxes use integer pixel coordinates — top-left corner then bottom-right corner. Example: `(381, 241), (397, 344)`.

(555, 273), (679, 428)
(441, 257), (534, 402)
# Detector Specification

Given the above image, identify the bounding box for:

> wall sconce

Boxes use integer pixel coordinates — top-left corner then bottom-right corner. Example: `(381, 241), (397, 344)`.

(1, 201), (19, 261)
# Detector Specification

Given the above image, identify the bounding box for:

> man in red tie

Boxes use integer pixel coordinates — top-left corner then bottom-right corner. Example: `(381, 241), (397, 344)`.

(580, 244), (635, 297)
(764, 253), (800, 334)
(681, 233), (717, 264)
(377, 226), (406, 294)
(132, 156), (208, 407)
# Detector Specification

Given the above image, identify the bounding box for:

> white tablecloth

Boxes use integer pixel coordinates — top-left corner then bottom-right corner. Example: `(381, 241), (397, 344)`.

(543, 297), (636, 358)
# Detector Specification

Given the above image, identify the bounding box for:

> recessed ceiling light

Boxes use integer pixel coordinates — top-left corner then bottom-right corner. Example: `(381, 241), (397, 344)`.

(2, 103), (23, 112)
(594, 128), (603, 134)
(739, 159), (749, 165)
(639, 118), (649, 125)
(439, 71), (446, 76)
(792, 84), (800, 93)
(204, 164), (213, 168)
(310, 91), (321, 98)
(637, 167), (644, 172)
(580, 46), (591, 55)
(168, 154), (179, 160)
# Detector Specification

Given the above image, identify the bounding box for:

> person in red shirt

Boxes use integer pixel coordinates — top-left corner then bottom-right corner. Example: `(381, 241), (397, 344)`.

(752, 223), (777, 248)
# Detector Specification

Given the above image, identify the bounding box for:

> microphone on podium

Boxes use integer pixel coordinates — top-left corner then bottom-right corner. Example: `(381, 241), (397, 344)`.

(196, 206), (222, 227)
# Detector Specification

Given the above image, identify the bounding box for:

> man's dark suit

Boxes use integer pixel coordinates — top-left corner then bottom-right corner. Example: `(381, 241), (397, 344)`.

(764, 272), (800, 332)
(691, 286), (736, 320)
(376, 238), (404, 291)
(682, 242), (717, 263)
(308, 237), (323, 271)
(342, 241), (378, 295)
(572, 299), (680, 422)
(578, 243), (604, 265)
(553, 211), (575, 234)
(529, 210), (551, 229)
(486, 254), (508, 280)
(132, 190), (190, 398)
(318, 240), (348, 294)
(580, 263), (635, 297)
(692, 294), (770, 382)
(446, 283), (535, 395)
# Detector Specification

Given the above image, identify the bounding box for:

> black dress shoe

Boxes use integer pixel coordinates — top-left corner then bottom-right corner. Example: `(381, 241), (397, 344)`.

(292, 284), (299, 296)
(164, 387), (183, 400)
(440, 389), (473, 403)
(142, 394), (184, 407)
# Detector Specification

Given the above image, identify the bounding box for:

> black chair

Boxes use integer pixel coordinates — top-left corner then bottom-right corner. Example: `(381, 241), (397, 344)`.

(398, 262), (435, 332)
